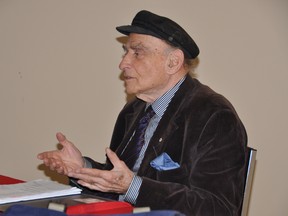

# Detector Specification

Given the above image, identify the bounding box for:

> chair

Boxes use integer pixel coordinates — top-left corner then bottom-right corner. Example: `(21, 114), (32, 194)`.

(241, 147), (257, 216)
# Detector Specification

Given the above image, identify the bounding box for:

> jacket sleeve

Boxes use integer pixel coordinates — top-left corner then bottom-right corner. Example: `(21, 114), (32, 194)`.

(135, 109), (247, 216)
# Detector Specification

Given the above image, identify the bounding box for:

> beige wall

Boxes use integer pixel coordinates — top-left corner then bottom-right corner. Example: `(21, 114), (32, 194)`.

(1, 0), (287, 215)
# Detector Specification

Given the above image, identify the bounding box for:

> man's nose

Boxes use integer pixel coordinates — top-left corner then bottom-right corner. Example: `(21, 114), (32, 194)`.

(119, 54), (130, 71)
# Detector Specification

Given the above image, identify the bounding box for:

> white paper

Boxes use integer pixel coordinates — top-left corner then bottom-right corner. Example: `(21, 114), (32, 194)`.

(0, 179), (82, 204)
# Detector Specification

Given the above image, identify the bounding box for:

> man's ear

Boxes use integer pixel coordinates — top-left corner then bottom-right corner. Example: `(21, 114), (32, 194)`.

(166, 49), (185, 74)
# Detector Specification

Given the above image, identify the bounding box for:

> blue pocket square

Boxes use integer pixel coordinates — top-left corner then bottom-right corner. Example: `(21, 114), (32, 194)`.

(150, 152), (180, 171)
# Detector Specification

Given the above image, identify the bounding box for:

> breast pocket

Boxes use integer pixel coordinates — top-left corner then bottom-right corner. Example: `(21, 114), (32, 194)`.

(156, 165), (189, 184)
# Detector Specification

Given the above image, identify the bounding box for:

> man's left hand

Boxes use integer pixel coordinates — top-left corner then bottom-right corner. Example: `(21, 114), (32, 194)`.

(67, 148), (134, 194)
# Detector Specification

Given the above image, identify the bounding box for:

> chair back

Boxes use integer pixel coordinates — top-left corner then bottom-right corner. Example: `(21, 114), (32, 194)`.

(241, 147), (257, 216)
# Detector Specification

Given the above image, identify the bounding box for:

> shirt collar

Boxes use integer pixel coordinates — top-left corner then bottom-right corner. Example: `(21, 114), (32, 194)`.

(148, 76), (186, 118)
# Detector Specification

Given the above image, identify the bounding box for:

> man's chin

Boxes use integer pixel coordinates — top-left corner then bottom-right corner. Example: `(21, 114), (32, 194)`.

(124, 86), (136, 95)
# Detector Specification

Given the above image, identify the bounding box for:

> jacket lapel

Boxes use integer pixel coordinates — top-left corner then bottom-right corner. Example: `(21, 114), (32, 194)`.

(115, 101), (146, 157)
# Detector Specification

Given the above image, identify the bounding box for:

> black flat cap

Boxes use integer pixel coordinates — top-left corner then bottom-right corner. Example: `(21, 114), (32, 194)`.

(116, 10), (199, 59)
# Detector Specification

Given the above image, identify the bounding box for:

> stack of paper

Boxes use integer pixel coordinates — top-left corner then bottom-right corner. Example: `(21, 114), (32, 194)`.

(0, 179), (82, 204)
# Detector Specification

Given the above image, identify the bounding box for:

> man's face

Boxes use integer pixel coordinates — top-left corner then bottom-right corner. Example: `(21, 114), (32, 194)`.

(119, 33), (171, 102)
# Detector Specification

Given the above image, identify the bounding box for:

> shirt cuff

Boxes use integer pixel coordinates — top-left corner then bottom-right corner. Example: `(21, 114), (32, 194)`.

(83, 157), (92, 168)
(123, 175), (143, 204)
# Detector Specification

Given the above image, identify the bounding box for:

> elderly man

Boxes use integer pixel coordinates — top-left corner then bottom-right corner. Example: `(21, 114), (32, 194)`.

(38, 10), (247, 216)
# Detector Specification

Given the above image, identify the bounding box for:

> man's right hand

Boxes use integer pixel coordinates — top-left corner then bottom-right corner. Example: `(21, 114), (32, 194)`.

(37, 132), (84, 175)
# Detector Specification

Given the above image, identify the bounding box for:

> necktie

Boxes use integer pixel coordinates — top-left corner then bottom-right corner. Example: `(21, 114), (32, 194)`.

(121, 106), (155, 170)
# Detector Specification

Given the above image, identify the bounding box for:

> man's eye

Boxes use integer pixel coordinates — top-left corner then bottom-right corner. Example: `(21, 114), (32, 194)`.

(133, 48), (143, 57)
(134, 51), (139, 57)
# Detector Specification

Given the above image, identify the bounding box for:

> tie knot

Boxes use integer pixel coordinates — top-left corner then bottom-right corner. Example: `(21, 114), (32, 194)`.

(144, 106), (155, 120)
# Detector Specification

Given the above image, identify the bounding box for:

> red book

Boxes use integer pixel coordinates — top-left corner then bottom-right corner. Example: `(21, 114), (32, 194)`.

(0, 175), (24, 185)
(65, 201), (133, 215)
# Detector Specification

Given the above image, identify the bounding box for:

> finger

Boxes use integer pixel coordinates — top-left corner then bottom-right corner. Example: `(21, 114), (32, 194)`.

(37, 151), (54, 160)
(43, 157), (67, 174)
(56, 132), (75, 149)
(37, 153), (44, 160)
(38, 151), (60, 162)
(43, 157), (54, 167)
(44, 157), (61, 168)
(77, 180), (118, 192)
(76, 180), (103, 191)
(68, 168), (109, 185)
(56, 132), (70, 148)
(56, 132), (66, 143)
(105, 148), (122, 167)
(56, 164), (69, 175)
(68, 168), (99, 178)
(75, 172), (120, 192)
(56, 166), (64, 174)
(44, 158), (58, 170)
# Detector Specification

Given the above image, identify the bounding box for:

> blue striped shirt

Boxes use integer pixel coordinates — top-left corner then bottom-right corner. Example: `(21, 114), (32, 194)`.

(121, 76), (186, 204)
